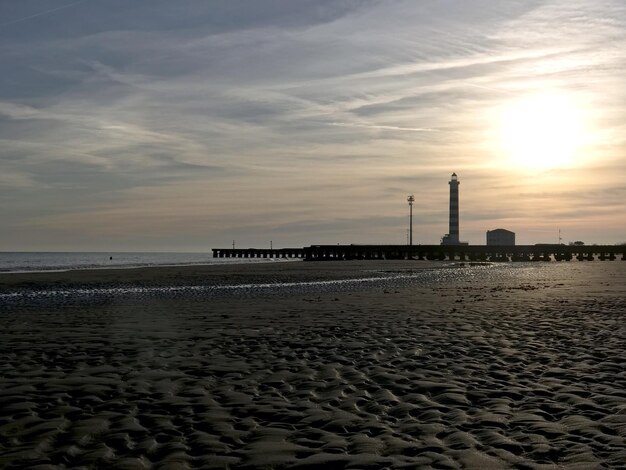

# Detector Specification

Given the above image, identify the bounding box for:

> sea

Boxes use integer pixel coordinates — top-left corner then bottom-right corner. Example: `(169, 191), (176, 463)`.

(0, 252), (285, 273)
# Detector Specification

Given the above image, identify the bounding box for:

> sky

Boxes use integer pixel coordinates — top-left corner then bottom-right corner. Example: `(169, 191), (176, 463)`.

(1, 0), (625, 251)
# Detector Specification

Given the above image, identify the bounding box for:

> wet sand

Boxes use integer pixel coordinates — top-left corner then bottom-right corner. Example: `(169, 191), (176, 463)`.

(1, 261), (626, 469)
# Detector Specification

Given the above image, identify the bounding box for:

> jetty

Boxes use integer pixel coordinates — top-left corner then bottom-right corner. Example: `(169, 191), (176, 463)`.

(212, 244), (626, 261)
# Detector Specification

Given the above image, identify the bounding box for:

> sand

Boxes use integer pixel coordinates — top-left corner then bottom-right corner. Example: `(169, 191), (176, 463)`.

(1, 260), (626, 469)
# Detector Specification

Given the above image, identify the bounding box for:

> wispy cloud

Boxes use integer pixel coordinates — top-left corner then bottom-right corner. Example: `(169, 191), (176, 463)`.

(0, 0), (91, 28)
(328, 122), (438, 133)
(0, 0), (624, 249)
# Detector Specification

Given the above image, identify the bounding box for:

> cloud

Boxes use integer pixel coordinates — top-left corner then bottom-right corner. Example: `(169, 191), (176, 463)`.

(0, 102), (42, 119)
(0, 0), (91, 28)
(328, 122), (438, 133)
(0, 0), (625, 249)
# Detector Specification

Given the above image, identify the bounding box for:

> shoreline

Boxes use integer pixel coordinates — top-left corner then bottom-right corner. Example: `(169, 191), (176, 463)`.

(0, 257), (296, 276)
(0, 259), (452, 292)
(0, 258), (297, 276)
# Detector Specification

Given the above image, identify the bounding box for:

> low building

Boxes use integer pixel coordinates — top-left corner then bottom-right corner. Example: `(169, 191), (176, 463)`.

(487, 228), (515, 246)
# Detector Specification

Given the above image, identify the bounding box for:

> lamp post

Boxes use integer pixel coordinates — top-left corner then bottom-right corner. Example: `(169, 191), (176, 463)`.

(407, 195), (414, 246)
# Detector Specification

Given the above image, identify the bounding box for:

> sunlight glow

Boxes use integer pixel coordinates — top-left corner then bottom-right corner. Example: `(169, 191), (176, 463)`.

(498, 92), (587, 170)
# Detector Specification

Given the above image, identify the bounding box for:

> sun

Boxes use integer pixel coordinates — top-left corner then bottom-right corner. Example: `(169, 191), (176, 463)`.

(498, 92), (586, 170)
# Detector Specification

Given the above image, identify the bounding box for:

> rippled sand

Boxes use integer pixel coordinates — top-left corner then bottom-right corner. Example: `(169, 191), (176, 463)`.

(1, 261), (625, 468)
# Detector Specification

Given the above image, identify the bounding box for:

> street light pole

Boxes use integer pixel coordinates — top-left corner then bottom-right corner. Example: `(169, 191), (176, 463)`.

(407, 195), (414, 246)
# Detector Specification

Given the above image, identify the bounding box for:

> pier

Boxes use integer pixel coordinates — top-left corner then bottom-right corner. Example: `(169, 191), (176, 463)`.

(211, 248), (306, 259)
(212, 245), (626, 261)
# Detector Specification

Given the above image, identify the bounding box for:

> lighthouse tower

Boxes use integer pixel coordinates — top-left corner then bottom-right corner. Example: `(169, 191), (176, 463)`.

(441, 173), (462, 245)
(448, 173), (460, 243)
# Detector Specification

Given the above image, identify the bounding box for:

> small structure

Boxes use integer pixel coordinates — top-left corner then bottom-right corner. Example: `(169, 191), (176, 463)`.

(487, 228), (515, 246)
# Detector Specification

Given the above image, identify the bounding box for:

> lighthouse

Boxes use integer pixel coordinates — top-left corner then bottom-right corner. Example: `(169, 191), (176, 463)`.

(448, 172), (460, 243)
(442, 173), (465, 245)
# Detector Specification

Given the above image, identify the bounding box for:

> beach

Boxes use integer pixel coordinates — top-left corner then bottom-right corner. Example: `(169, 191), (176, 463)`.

(1, 260), (626, 469)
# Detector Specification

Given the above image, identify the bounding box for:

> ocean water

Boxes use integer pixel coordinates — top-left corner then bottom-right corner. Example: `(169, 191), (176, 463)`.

(0, 252), (285, 273)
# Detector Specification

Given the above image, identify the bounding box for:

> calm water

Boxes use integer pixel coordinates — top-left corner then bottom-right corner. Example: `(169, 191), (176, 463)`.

(0, 252), (285, 273)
